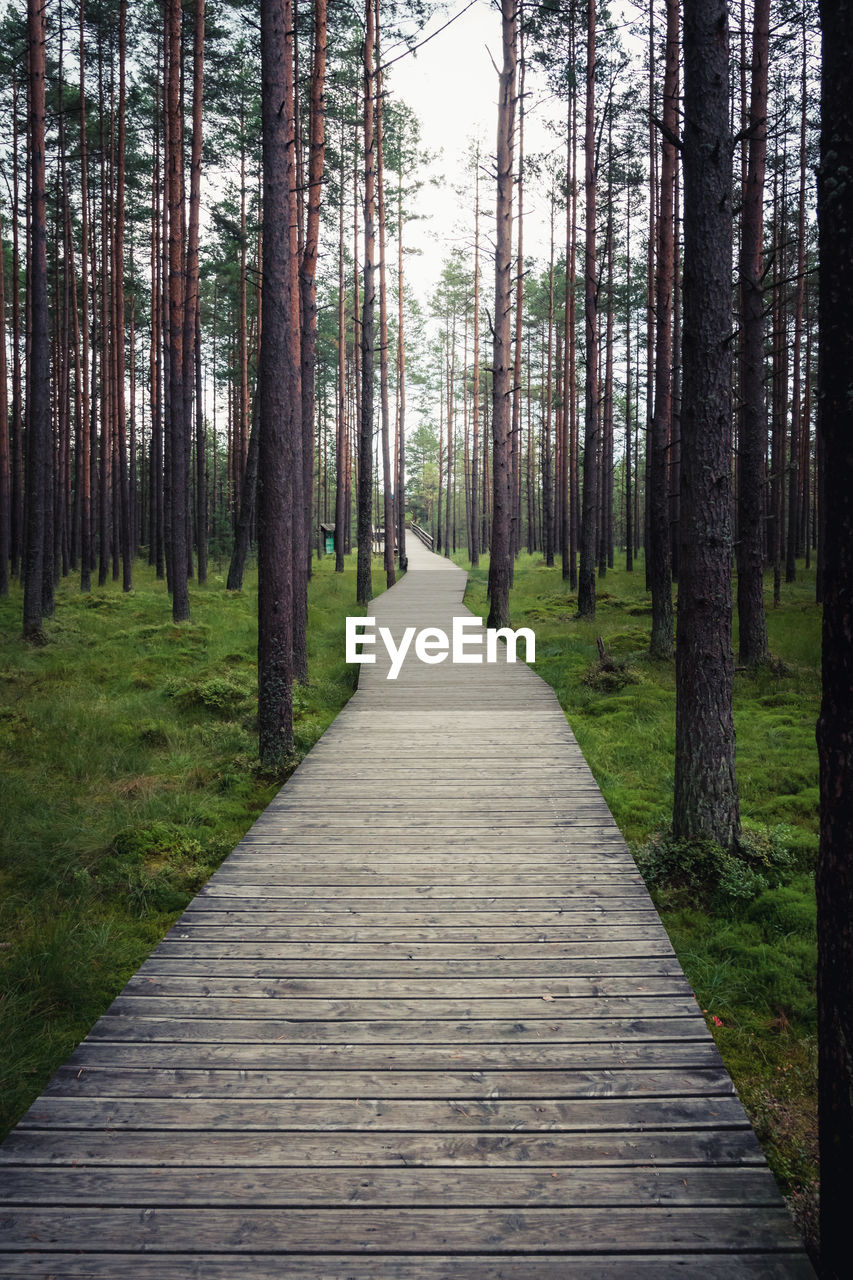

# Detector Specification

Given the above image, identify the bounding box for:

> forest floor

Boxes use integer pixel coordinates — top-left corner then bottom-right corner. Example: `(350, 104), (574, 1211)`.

(0, 554), (386, 1140)
(461, 550), (820, 1257)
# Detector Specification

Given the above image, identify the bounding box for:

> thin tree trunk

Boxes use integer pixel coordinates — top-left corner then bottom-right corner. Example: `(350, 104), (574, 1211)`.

(509, 22), (525, 568)
(737, 0), (771, 666)
(471, 152), (480, 568)
(23, 0), (50, 641)
(183, 0), (206, 586)
(374, 0), (395, 588)
(786, 24), (808, 582)
(577, 0), (598, 619)
(166, 0), (190, 621)
(567, 19), (579, 589)
(395, 151), (407, 571)
(649, 0), (678, 657)
(299, 0), (328, 584)
(335, 122), (347, 573)
(116, 0), (132, 591)
(356, 0), (376, 606)
(625, 180), (633, 573)
(487, 0), (517, 629)
(544, 189), (555, 568)
(227, 395), (259, 591)
(0, 200), (10, 596)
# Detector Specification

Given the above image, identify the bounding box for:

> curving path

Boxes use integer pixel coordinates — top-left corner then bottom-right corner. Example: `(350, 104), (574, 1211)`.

(0, 539), (814, 1276)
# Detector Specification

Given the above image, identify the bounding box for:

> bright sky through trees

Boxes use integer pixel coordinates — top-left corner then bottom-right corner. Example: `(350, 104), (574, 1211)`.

(394, 0), (561, 304)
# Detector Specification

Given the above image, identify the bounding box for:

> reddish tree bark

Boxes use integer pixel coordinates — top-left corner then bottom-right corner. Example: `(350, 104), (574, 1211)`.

(487, 0), (517, 630)
(737, 0), (771, 666)
(23, 0), (50, 641)
(257, 0), (300, 763)
(577, 0), (598, 619)
(374, 0), (395, 588)
(356, 0), (376, 606)
(648, 0), (678, 656)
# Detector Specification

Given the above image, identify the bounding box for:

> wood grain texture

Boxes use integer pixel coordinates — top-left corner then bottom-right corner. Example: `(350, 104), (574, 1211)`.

(0, 540), (813, 1275)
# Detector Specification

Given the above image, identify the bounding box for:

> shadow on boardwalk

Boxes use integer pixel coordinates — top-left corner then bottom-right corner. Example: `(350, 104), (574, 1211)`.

(0, 541), (814, 1276)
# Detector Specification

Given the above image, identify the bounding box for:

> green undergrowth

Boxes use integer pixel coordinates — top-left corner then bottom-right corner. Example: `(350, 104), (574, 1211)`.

(463, 550), (820, 1253)
(0, 554), (386, 1136)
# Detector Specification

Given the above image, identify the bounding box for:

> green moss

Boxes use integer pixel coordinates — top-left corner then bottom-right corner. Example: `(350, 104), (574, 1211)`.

(0, 553), (387, 1136)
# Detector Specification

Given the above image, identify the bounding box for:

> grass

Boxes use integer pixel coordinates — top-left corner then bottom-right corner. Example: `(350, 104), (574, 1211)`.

(461, 549), (820, 1253)
(0, 553), (386, 1137)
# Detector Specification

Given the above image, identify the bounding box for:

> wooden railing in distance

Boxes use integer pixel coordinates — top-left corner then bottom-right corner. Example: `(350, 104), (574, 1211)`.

(409, 522), (434, 550)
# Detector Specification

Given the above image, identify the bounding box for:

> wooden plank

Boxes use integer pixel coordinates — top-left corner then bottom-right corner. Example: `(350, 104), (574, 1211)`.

(0, 1207), (804, 1254)
(41, 1066), (735, 1100)
(18, 1095), (751, 1132)
(0, 1164), (783, 1207)
(137, 962), (686, 977)
(64, 1040), (727, 1071)
(137, 957), (688, 978)
(102, 995), (698, 1021)
(200, 879), (647, 894)
(161, 926), (669, 942)
(196, 890), (652, 907)
(172, 910), (661, 928)
(84, 1015), (708, 1043)
(0, 1253), (817, 1278)
(121, 975), (692, 999)
(149, 941), (680, 959)
(0, 1127), (766, 1166)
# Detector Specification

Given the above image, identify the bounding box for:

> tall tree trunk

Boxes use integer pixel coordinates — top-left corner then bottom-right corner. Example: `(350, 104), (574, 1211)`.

(543, 190), (555, 568)
(395, 147), (407, 571)
(737, 0), (771, 667)
(236, 109), (250, 512)
(374, 0), (395, 588)
(292, 0), (327, 677)
(77, 2), (92, 591)
(649, 0), (678, 658)
(10, 77), (24, 583)
(566, 19), (579, 589)
(166, 0), (190, 621)
(625, 181), (633, 573)
(645, 0), (657, 587)
(577, 0), (598, 619)
(816, 6), (853, 1273)
(257, 0), (300, 764)
(356, 0), (376, 606)
(0, 200), (10, 597)
(183, 0), (206, 586)
(23, 0), (50, 641)
(299, 0), (328, 580)
(770, 166), (785, 609)
(487, 0), (517, 629)
(673, 0), (740, 850)
(334, 122), (347, 573)
(602, 209), (614, 575)
(509, 22), (525, 568)
(471, 153), (480, 568)
(786, 24), (808, 583)
(115, 0), (132, 591)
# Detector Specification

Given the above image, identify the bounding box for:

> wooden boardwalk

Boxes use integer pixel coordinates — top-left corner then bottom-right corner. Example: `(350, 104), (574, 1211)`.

(0, 540), (814, 1277)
